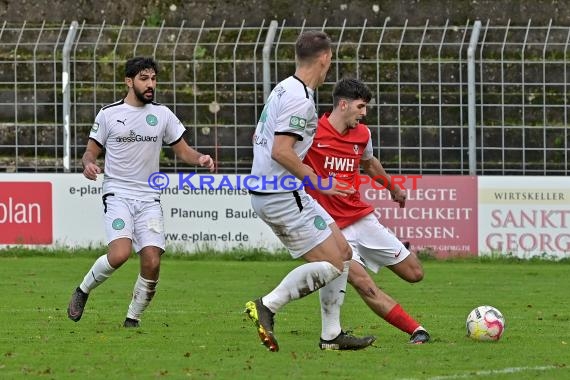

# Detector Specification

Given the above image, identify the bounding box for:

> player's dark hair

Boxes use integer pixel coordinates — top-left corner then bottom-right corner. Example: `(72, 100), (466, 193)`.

(295, 30), (332, 62)
(332, 78), (372, 106)
(125, 56), (159, 78)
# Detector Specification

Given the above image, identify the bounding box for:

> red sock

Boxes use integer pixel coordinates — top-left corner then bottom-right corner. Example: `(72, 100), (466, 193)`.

(384, 304), (420, 335)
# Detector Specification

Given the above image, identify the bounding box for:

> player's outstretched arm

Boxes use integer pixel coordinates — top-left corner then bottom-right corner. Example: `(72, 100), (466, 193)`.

(171, 139), (215, 172)
(361, 157), (406, 207)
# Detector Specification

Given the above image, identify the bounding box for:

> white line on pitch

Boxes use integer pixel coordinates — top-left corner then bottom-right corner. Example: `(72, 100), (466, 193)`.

(400, 365), (560, 380)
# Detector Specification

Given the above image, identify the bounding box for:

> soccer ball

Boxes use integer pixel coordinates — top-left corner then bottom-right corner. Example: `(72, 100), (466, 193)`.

(466, 305), (505, 341)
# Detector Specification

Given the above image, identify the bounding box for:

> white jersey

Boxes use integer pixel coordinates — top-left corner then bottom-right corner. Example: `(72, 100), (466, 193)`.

(89, 100), (186, 201)
(250, 75), (318, 193)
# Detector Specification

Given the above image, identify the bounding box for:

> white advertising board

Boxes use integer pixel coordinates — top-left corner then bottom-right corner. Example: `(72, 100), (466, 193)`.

(0, 174), (282, 252)
(478, 176), (570, 259)
(2, 174), (569, 259)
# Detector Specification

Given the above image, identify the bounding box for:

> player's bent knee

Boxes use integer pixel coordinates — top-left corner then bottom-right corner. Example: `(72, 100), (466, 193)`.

(401, 255), (424, 282)
(407, 268), (424, 283)
(332, 234), (351, 260)
(341, 243), (352, 261)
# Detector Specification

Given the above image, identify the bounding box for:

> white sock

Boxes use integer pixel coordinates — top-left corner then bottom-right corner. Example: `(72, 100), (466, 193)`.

(126, 274), (158, 321)
(79, 254), (115, 294)
(319, 261), (350, 340)
(262, 261), (341, 313)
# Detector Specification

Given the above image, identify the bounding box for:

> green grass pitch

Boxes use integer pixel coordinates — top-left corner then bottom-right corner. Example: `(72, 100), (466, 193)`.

(0, 250), (569, 379)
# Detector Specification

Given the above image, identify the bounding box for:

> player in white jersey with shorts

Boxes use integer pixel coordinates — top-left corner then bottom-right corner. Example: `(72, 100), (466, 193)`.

(244, 30), (375, 352)
(67, 57), (215, 327)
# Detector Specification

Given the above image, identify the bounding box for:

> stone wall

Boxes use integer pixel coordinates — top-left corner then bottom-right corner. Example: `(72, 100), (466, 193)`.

(1, 0), (569, 27)
(1, 0), (568, 173)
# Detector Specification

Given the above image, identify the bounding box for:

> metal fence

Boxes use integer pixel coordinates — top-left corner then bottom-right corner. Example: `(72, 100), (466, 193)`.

(0, 19), (568, 175)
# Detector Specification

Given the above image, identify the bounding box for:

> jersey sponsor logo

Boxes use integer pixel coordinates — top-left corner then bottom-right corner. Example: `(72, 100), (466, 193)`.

(275, 85), (286, 98)
(117, 118), (127, 125)
(91, 122), (99, 133)
(324, 156), (355, 171)
(146, 114), (158, 126)
(317, 143), (330, 148)
(252, 133), (267, 146)
(289, 116), (307, 130)
(115, 130), (158, 143)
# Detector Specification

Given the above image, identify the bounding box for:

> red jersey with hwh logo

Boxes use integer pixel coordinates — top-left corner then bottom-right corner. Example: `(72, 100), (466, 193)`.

(303, 113), (375, 228)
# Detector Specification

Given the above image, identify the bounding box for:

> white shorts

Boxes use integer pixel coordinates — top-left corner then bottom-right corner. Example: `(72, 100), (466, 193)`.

(342, 213), (410, 273)
(102, 194), (165, 253)
(250, 190), (333, 258)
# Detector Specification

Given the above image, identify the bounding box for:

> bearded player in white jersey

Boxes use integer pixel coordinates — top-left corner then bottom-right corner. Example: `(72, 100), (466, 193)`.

(67, 57), (215, 327)
(244, 30), (375, 352)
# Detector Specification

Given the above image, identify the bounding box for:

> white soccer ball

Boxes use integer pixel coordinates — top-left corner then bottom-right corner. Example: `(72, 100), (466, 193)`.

(466, 305), (505, 341)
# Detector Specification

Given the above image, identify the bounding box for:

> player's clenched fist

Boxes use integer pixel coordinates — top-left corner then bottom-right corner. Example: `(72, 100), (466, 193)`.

(83, 162), (101, 181)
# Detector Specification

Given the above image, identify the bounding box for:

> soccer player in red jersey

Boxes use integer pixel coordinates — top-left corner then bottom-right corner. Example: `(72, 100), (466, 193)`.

(303, 78), (430, 344)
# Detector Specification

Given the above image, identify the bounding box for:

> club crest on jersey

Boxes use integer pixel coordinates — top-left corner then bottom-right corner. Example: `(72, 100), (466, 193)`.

(353, 144), (359, 154)
(313, 215), (327, 230)
(289, 116), (307, 130)
(146, 114), (158, 126)
(112, 218), (125, 230)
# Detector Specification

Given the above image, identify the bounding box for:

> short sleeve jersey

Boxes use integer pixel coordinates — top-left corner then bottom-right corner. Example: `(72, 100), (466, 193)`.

(89, 100), (186, 201)
(249, 75), (318, 193)
(303, 113), (375, 228)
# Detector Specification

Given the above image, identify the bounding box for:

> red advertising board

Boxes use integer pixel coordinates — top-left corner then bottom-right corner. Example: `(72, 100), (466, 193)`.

(0, 182), (53, 244)
(360, 175), (478, 256)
